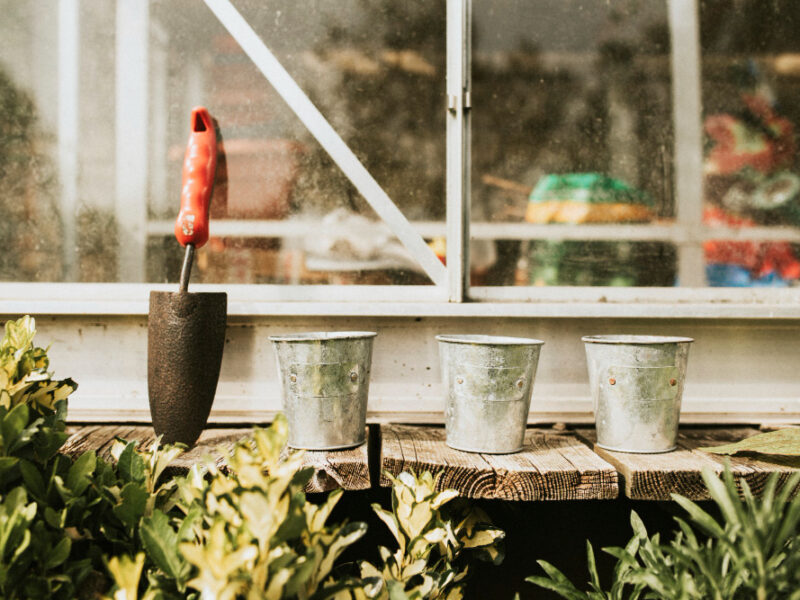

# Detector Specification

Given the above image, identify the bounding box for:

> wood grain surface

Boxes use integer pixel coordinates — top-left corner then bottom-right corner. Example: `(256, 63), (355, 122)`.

(380, 424), (618, 501)
(63, 425), (370, 493)
(575, 427), (800, 500)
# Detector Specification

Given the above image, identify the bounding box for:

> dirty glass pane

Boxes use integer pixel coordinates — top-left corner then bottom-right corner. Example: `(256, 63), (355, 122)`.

(0, 3), (61, 282)
(0, 0), (444, 285)
(700, 0), (800, 287)
(471, 0), (676, 287)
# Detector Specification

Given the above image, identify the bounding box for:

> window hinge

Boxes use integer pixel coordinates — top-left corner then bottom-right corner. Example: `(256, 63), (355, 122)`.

(447, 91), (472, 114)
(448, 95), (458, 113)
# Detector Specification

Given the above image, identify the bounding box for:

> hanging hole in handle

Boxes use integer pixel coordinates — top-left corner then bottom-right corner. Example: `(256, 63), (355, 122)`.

(456, 377), (464, 385)
(515, 378), (525, 389)
(289, 374), (297, 383)
(193, 112), (208, 132)
(350, 371), (358, 383)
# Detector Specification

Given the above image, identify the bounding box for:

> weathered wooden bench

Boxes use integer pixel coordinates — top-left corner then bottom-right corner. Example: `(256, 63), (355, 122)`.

(63, 424), (800, 500)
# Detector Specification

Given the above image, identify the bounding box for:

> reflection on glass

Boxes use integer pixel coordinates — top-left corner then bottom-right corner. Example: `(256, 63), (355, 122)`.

(528, 241), (675, 287)
(0, 0), (444, 284)
(701, 0), (800, 287)
(472, 0), (674, 286)
(0, 3), (61, 281)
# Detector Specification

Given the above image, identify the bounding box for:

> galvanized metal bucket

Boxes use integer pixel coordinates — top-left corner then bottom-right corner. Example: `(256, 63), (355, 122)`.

(583, 335), (693, 453)
(437, 334), (544, 454)
(269, 331), (376, 450)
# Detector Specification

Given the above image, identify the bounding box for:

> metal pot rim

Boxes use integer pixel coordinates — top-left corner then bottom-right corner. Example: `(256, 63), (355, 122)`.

(436, 334), (545, 346)
(582, 334), (694, 345)
(269, 331), (377, 342)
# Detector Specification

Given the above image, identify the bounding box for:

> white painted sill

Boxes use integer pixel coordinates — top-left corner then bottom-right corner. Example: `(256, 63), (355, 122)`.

(1, 282), (800, 319)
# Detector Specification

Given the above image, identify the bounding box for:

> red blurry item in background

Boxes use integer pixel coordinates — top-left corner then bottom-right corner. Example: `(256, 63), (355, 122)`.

(703, 206), (800, 280)
(704, 93), (795, 176)
(760, 244), (800, 280)
(175, 107), (217, 248)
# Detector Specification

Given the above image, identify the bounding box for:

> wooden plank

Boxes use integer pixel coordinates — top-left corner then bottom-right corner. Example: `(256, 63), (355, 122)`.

(575, 427), (800, 501)
(380, 425), (618, 501)
(63, 425), (370, 493)
(299, 443), (371, 493)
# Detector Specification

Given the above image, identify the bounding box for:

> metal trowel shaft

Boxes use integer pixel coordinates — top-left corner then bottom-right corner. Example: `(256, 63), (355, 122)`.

(179, 243), (196, 293)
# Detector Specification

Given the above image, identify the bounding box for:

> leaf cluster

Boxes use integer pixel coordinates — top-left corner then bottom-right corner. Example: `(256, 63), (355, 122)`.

(351, 471), (505, 600)
(0, 315), (76, 414)
(0, 316), (506, 599)
(528, 466), (800, 600)
(106, 443), (507, 600)
(105, 415), (371, 600)
(0, 316), (176, 598)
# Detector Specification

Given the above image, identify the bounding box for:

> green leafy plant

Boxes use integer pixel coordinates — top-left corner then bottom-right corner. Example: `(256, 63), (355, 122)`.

(0, 315), (506, 599)
(528, 466), (800, 600)
(527, 536), (644, 600)
(104, 415), (370, 599)
(0, 315), (76, 413)
(104, 455), (507, 600)
(354, 471), (505, 600)
(0, 316), (184, 598)
(0, 316), (91, 598)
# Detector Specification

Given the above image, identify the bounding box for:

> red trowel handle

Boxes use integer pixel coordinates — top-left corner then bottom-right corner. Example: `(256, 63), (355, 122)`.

(175, 107), (217, 248)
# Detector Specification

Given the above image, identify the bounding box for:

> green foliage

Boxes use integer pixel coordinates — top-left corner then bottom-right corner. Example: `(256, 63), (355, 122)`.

(527, 466), (800, 600)
(0, 316), (182, 599)
(106, 553), (147, 600)
(0, 315), (76, 413)
(0, 316), (91, 599)
(0, 316), (505, 599)
(353, 471), (505, 600)
(0, 487), (37, 586)
(527, 536), (644, 600)
(104, 415), (370, 599)
(104, 444), (507, 600)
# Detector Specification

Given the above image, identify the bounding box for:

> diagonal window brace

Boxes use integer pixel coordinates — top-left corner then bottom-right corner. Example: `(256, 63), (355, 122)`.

(204, 0), (448, 287)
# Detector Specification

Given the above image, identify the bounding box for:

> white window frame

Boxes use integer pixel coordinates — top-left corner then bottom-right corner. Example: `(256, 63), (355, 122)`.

(31, 0), (800, 315)
(7, 0), (800, 426)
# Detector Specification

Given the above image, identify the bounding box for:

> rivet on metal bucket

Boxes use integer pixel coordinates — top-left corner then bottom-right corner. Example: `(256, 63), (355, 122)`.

(583, 335), (693, 454)
(270, 331), (376, 450)
(437, 334), (544, 455)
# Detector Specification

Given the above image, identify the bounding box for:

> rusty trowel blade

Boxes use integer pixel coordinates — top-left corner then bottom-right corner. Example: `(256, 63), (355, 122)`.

(147, 291), (227, 446)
